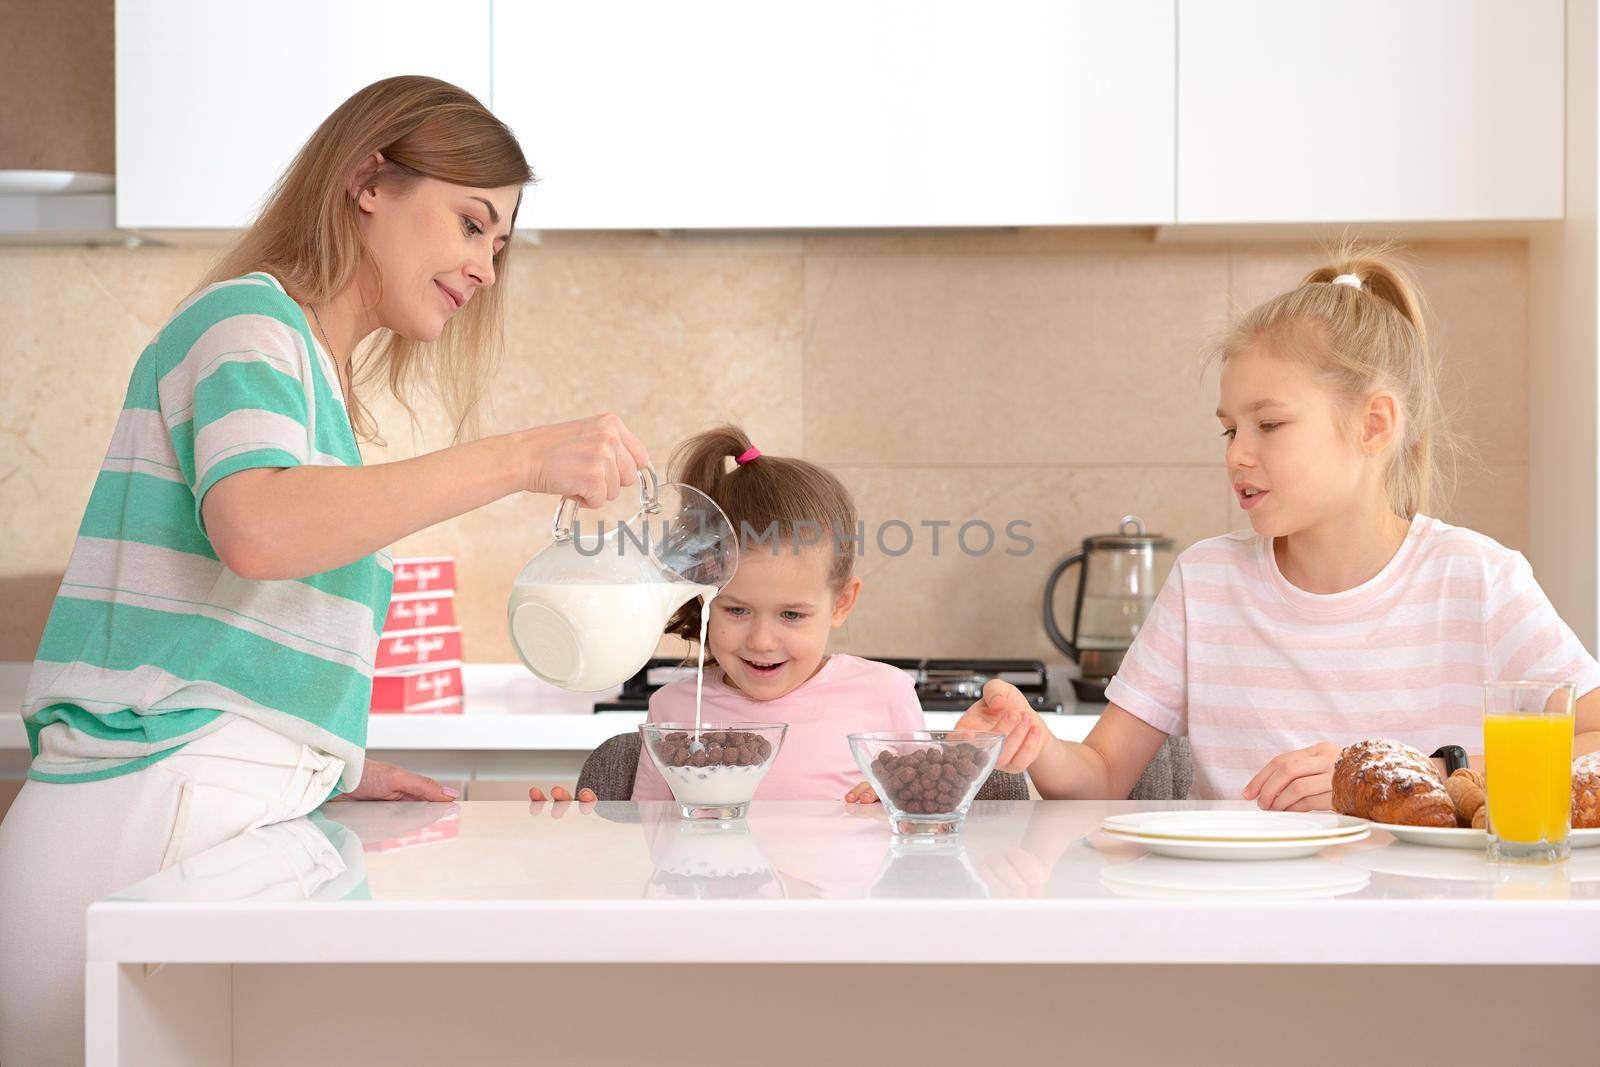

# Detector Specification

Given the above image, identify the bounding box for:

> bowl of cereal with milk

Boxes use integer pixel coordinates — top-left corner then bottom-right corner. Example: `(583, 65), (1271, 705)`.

(850, 730), (1004, 837)
(640, 722), (786, 820)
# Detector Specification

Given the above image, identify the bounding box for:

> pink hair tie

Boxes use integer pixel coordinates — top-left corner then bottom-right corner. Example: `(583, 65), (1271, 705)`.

(735, 446), (761, 465)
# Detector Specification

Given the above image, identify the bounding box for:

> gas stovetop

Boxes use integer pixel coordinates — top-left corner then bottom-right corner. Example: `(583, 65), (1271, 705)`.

(593, 657), (1063, 714)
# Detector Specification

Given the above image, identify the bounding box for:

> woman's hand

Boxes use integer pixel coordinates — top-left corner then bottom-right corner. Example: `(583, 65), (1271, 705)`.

(843, 781), (880, 804)
(953, 680), (1051, 773)
(335, 759), (457, 802)
(1243, 742), (1343, 811)
(202, 411), (654, 582)
(521, 412), (652, 507)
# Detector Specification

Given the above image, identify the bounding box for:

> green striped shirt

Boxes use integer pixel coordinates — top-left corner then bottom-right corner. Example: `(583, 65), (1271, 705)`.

(23, 272), (392, 788)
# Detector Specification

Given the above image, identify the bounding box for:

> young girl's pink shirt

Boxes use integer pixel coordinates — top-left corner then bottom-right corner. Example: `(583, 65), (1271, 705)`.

(1108, 515), (1600, 800)
(632, 654), (926, 801)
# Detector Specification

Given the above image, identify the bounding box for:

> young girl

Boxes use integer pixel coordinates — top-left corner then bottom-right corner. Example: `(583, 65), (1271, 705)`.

(0, 76), (651, 1064)
(966, 244), (1600, 807)
(629, 425), (925, 801)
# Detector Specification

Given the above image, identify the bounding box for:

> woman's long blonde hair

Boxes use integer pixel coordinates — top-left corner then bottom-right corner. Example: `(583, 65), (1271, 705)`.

(1210, 241), (1461, 519)
(198, 76), (534, 443)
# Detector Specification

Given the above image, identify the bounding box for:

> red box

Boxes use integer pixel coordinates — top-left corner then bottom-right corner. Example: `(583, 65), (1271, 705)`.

(365, 810), (462, 853)
(383, 590), (456, 632)
(375, 626), (463, 671)
(370, 663), (464, 714)
(391, 556), (456, 596)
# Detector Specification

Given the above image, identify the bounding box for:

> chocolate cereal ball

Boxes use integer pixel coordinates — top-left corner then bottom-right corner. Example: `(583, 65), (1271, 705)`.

(656, 730), (775, 769)
(871, 745), (987, 815)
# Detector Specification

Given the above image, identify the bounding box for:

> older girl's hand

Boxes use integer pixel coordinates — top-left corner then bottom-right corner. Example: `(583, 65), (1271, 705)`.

(953, 679), (1051, 773)
(1243, 742), (1343, 811)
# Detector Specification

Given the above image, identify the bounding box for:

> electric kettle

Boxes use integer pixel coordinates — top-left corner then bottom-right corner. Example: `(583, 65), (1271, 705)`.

(1043, 515), (1173, 703)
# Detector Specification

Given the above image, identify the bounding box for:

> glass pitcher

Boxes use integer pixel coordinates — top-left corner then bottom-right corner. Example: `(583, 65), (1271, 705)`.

(508, 468), (739, 692)
(1043, 515), (1173, 702)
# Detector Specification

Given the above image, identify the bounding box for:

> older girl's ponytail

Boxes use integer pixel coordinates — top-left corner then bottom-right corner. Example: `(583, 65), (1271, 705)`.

(1213, 241), (1461, 519)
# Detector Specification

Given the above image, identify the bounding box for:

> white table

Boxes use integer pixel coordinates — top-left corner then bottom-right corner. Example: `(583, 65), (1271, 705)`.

(87, 800), (1600, 1066)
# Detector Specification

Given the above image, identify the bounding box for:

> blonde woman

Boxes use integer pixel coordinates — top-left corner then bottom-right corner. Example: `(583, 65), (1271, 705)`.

(0, 76), (650, 1064)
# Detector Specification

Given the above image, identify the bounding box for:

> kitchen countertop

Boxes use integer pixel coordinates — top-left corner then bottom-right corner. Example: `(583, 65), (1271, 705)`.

(0, 662), (1101, 754)
(90, 800), (1600, 967)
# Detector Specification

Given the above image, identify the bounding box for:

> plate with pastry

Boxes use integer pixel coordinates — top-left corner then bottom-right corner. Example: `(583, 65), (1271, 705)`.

(1371, 825), (1600, 849)
(1574, 751), (1600, 832)
(1339, 742), (1600, 849)
(1368, 823), (1487, 849)
(1332, 738), (1458, 827)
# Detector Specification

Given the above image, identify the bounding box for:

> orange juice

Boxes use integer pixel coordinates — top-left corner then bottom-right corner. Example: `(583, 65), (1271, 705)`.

(1483, 713), (1574, 843)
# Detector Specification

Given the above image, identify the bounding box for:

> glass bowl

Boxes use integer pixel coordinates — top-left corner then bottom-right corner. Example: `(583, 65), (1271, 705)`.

(849, 730), (1004, 836)
(643, 818), (783, 899)
(640, 721), (787, 820)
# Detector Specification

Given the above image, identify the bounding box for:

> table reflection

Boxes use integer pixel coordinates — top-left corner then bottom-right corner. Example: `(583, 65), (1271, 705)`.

(112, 815), (362, 903)
(104, 800), (1600, 906)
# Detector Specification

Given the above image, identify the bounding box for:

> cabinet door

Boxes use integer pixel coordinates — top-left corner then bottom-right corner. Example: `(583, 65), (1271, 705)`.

(116, 0), (491, 229)
(1176, 0), (1563, 224)
(493, 0), (1174, 229)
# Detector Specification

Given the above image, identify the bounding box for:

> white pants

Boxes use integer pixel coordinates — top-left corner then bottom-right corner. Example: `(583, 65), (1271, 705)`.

(0, 717), (344, 1067)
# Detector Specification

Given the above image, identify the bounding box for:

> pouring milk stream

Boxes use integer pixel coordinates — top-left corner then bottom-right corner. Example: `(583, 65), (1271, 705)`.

(508, 468), (738, 741)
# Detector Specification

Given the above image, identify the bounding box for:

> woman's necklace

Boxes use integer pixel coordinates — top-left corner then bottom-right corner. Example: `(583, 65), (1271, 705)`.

(307, 302), (356, 434)
(306, 303), (347, 397)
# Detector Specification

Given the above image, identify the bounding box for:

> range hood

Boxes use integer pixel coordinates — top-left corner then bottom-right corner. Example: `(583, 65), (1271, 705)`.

(0, 170), (134, 245)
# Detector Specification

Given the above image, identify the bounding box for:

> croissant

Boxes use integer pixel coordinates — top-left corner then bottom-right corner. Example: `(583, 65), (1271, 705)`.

(1574, 752), (1600, 830)
(1332, 739), (1456, 827)
(1446, 768), (1487, 828)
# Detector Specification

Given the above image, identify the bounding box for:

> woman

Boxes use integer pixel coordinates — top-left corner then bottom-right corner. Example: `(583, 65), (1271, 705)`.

(0, 75), (650, 1064)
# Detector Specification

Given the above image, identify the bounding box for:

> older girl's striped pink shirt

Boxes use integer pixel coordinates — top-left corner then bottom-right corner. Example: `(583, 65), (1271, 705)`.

(1105, 515), (1600, 800)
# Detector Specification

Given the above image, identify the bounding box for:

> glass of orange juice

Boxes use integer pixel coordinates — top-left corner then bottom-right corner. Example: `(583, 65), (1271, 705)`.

(1483, 680), (1576, 864)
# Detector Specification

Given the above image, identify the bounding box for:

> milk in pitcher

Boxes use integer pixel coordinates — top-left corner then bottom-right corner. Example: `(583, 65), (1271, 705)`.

(509, 580), (715, 692)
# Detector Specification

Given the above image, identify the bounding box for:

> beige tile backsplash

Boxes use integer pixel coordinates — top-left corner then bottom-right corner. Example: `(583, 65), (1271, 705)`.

(0, 233), (1530, 665)
(804, 248), (1228, 466)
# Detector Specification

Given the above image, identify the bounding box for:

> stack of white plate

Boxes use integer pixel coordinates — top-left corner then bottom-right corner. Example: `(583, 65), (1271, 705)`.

(1099, 810), (1371, 861)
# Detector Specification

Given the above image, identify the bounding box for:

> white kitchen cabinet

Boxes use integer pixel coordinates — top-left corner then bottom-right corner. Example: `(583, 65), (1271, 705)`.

(1176, 0), (1563, 224)
(493, 0), (1175, 229)
(115, 0), (492, 229)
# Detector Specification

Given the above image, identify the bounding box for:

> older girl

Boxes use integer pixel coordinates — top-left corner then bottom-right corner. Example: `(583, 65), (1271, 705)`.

(967, 244), (1600, 805)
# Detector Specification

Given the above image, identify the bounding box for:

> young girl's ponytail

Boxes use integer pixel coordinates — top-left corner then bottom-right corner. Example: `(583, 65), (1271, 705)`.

(663, 424), (858, 643)
(671, 424), (753, 511)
